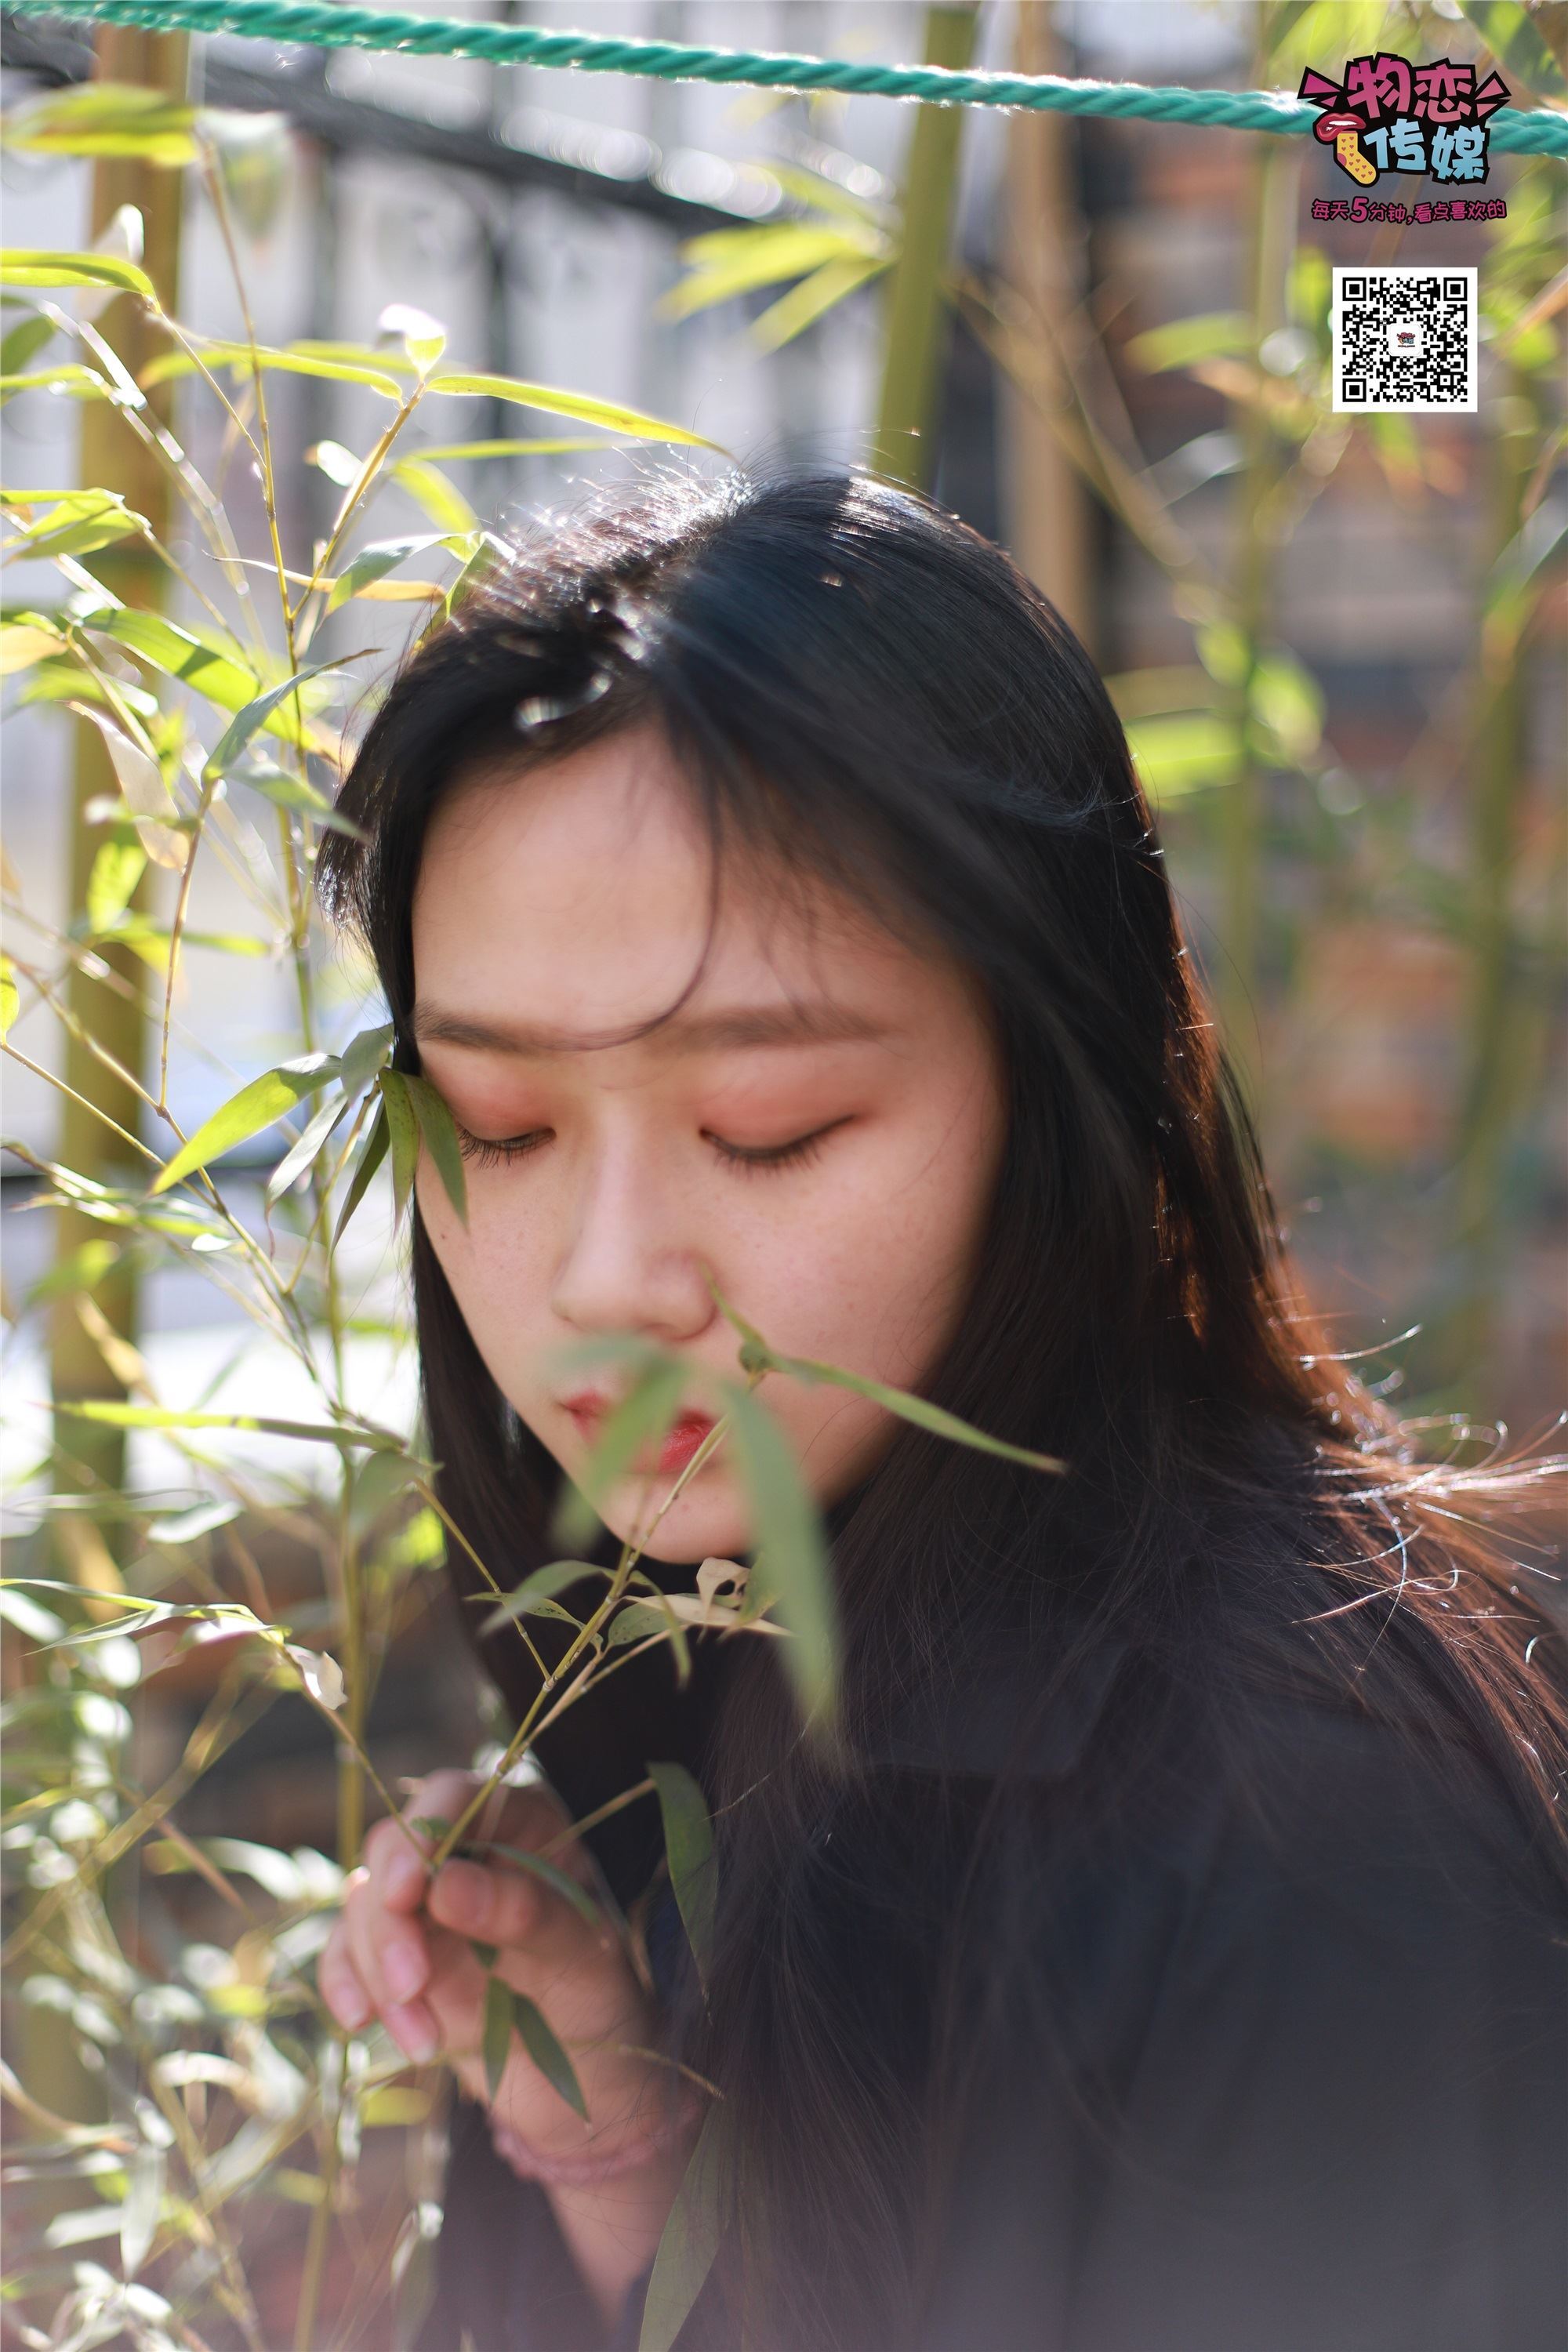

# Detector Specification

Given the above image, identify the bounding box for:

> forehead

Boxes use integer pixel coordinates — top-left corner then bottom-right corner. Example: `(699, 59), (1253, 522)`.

(410, 725), (921, 1040)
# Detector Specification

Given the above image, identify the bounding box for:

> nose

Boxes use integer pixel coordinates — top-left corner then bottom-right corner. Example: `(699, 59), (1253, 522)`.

(549, 1134), (716, 1346)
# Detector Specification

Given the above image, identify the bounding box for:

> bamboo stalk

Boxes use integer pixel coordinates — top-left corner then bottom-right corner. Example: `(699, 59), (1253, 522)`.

(869, 3), (980, 489)
(49, 24), (187, 1520)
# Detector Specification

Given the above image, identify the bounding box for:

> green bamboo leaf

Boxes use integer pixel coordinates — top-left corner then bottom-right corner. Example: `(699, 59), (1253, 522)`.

(721, 1383), (837, 1726)
(58, 1403), (383, 1446)
(337, 1021), (396, 1097)
(0, 311), (55, 378)
(751, 254), (887, 354)
(390, 458), (478, 534)
(3, 82), (200, 165)
(482, 1973), (514, 2103)
(332, 1098), (390, 1245)
(266, 1091), (351, 1206)
(379, 1070), (420, 1227)
(479, 1561), (610, 1636)
(553, 1359), (689, 1547)
(6, 488), (149, 557)
(324, 534), (456, 615)
(423, 369), (717, 448)
(1125, 311), (1251, 374)
(140, 337), (406, 397)
(510, 1990), (588, 2121)
(760, 1354), (1068, 1477)
(89, 608), (277, 728)
(0, 248), (154, 299)
(463, 1842), (600, 1929)
(151, 1053), (340, 1193)
(411, 437), (607, 463)
(664, 223), (873, 321)
(0, 955), (16, 1040)
(639, 2106), (727, 2352)
(1125, 713), (1242, 801)
(201, 656), (349, 782)
(0, 363), (118, 401)
(402, 1073), (468, 1227)
(349, 1447), (426, 1537)
(239, 764), (362, 838)
(648, 1762), (717, 1995)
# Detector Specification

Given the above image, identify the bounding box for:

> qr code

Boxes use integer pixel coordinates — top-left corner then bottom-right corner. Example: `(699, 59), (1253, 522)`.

(1332, 267), (1477, 412)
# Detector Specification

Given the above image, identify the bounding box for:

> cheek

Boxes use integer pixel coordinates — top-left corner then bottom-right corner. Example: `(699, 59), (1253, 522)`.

(418, 1171), (554, 1385)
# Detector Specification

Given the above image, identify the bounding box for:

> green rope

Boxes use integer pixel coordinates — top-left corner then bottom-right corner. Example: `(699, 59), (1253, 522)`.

(9, 0), (1566, 155)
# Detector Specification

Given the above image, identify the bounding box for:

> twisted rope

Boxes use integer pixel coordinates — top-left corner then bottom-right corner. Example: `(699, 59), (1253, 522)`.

(8, 0), (1566, 155)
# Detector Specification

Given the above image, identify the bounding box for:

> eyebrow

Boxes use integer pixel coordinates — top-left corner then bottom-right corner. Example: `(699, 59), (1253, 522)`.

(410, 999), (895, 1058)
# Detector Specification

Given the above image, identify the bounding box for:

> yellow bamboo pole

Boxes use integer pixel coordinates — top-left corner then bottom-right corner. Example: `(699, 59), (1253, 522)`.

(49, 24), (187, 1552)
(869, 3), (980, 488)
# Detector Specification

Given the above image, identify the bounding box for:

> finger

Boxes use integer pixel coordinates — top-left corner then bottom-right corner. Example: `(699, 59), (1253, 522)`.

(318, 1923), (373, 2032)
(344, 1866), (433, 2011)
(363, 1813), (429, 1915)
(383, 1996), (440, 2066)
(426, 1856), (541, 1949)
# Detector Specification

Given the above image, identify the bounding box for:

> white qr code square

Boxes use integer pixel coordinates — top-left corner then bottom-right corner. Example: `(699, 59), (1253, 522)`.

(1333, 267), (1477, 413)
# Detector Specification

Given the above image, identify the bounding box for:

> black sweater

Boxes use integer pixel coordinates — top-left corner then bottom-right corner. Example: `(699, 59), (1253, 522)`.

(419, 1610), (1568, 2352)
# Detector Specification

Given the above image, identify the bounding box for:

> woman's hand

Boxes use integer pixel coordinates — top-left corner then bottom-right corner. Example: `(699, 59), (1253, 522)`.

(318, 1769), (677, 2166)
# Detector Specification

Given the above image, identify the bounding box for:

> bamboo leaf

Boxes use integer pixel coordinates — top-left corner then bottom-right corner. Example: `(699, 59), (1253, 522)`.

(750, 254), (887, 353)
(349, 1446), (425, 1536)
(201, 656), (350, 782)
(753, 1352), (1068, 1477)
(140, 337), (406, 397)
(324, 533), (455, 615)
(337, 1021), (395, 1097)
(1125, 713), (1243, 800)
(151, 1053), (340, 1193)
(4, 82), (200, 166)
(0, 248), (154, 299)
(5, 487), (149, 557)
(482, 1973), (514, 2103)
(464, 1842), (599, 1929)
(332, 1098), (389, 1244)
(411, 436), (608, 463)
(720, 1382), (837, 1726)
(403, 1073), (468, 1227)
(1125, 311), (1251, 373)
(58, 1403), (385, 1446)
(379, 1070), (420, 1227)
(423, 369), (717, 448)
(283, 1644), (346, 1711)
(265, 1091), (351, 1205)
(390, 458), (478, 534)
(639, 2106), (727, 2352)
(648, 1762), (717, 1996)
(510, 1991), (588, 2121)
(553, 1359), (688, 1547)
(479, 1561), (610, 1636)
(0, 955), (16, 1039)
(665, 223), (876, 321)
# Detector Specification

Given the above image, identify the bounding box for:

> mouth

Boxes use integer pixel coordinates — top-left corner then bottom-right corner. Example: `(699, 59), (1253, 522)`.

(558, 1392), (720, 1479)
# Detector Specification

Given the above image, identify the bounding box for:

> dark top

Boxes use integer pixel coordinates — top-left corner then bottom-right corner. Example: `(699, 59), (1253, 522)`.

(418, 1611), (1568, 2352)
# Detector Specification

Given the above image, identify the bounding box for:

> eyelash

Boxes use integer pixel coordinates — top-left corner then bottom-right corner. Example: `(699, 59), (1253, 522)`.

(454, 1122), (844, 1175)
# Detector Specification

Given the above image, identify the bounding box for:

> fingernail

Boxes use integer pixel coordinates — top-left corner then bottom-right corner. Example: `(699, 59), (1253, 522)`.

(383, 1939), (426, 2004)
(334, 1981), (371, 2031)
(387, 2004), (438, 2065)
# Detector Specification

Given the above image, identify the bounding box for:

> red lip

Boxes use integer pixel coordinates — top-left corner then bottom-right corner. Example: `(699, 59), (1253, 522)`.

(558, 1392), (717, 1477)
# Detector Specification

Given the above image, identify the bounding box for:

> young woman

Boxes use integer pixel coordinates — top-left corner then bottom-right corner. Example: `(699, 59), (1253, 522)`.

(317, 468), (1566, 2352)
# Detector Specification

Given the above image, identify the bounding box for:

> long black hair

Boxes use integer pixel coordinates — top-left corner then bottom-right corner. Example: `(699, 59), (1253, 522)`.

(321, 466), (1565, 2350)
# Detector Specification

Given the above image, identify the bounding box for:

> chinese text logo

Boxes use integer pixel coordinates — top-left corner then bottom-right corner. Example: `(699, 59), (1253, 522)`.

(1298, 56), (1509, 187)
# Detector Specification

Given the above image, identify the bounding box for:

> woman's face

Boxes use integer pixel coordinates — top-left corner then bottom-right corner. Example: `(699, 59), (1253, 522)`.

(410, 724), (1007, 1563)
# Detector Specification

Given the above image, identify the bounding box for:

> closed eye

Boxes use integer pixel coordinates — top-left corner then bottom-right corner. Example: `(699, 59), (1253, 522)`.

(455, 1124), (551, 1167)
(705, 1118), (851, 1174)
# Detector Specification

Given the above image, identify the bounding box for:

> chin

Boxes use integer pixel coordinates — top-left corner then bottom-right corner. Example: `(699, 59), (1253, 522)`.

(597, 1478), (754, 1568)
